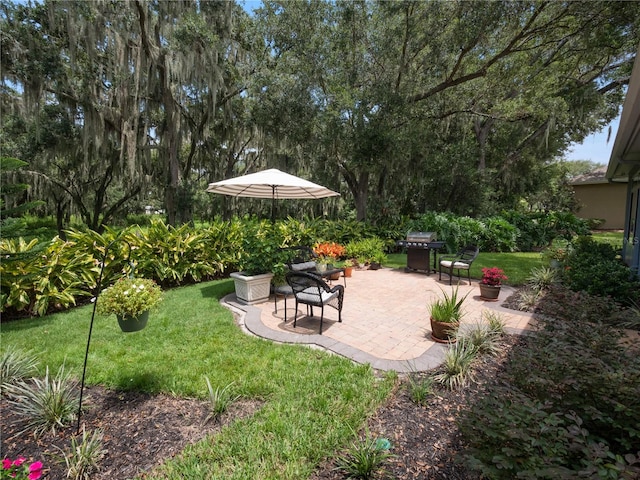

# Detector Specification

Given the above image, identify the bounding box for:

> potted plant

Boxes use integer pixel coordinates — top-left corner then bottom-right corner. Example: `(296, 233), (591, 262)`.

(343, 259), (355, 278)
(428, 286), (468, 343)
(479, 267), (507, 301)
(345, 237), (386, 269)
(97, 277), (163, 332)
(313, 241), (346, 261)
(368, 251), (387, 270)
(231, 251), (275, 305)
(314, 242), (345, 277)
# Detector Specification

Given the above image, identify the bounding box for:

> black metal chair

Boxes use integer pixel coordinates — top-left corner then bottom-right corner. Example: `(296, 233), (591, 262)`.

(286, 271), (344, 334)
(438, 245), (479, 285)
(273, 246), (319, 320)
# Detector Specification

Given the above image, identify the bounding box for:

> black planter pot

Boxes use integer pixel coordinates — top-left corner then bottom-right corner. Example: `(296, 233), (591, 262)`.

(116, 310), (149, 332)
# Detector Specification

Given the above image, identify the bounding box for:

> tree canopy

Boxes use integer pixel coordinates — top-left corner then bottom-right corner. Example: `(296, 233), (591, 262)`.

(1, 0), (638, 230)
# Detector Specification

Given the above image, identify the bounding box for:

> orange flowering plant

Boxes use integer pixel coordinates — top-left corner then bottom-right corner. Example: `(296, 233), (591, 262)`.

(313, 242), (346, 261)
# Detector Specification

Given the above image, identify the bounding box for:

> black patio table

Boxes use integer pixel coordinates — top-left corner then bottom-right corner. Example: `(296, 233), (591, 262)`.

(318, 267), (347, 287)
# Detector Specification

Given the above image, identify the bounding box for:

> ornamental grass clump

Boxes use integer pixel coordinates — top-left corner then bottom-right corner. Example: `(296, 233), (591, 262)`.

(58, 426), (105, 480)
(7, 364), (79, 437)
(428, 286), (469, 323)
(1, 347), (39, 396)
(96, 277), (162, 317)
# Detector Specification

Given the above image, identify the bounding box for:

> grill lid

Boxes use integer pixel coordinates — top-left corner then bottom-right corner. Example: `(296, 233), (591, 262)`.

(406, 231), (437, 242)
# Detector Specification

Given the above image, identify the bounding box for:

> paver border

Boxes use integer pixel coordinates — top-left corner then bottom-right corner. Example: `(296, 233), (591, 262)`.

(224, 294), (451, 373)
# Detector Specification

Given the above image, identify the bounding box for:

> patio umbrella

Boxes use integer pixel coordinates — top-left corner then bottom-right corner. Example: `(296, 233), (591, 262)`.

(206, 168), (340, 221)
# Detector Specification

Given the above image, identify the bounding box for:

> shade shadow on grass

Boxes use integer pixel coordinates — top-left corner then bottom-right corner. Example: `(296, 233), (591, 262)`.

(200, 279), (234, 299)
(114, 371), (164, 392)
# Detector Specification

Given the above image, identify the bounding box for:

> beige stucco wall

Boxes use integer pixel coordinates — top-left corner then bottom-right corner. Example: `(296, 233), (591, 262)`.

(572, 182), (627, 229)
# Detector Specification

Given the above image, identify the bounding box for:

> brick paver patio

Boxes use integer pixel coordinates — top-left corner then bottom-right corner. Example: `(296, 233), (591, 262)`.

(223, 267), (535, 372)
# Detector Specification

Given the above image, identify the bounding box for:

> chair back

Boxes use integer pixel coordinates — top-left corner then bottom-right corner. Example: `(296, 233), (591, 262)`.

(459, 245), (479, 263)
(286, 271), (327, 301)
(280, 246), (318, 272)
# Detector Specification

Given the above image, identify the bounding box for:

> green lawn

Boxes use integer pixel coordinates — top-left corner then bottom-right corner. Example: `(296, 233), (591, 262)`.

(591, 230), (624, 248)
(386, 252), (544, 286)
(1, 280), (394, 479)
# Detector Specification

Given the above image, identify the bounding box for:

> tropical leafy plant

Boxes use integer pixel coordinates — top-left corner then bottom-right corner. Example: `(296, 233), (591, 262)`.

(313, 241), (346, 260)
(344, 237), (386, 264)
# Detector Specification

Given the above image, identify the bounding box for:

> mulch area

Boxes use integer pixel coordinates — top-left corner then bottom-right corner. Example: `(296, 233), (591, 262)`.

(311, 335), (522, 480)
(1, 387), (262, 479)
(2, 307), (524, 479)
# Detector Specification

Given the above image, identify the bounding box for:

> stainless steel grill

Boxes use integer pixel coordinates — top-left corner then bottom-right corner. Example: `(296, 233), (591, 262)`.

(396, 232), (445, 273)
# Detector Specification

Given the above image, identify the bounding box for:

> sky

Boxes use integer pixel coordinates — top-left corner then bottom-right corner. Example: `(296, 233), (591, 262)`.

(564, 116), (620, 164)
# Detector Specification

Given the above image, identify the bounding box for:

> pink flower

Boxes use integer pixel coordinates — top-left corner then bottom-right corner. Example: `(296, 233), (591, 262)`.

(28, 461), (43, 480)
(2, 458), (12, 469)
(12, 458), (25, 467)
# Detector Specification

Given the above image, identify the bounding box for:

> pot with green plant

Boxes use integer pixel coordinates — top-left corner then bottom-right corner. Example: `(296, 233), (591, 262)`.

(230, 232), (278, 305)
(230, 256), (275, 305)
(369, 252), (387, 270)
(428, 286), (468, 343)
(97, 277), (163, 332)
(479, 267), (507, 301)
(343, 259), (355, 278)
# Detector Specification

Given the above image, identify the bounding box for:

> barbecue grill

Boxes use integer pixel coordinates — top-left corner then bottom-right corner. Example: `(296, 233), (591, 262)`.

(396, 232), (445, 274)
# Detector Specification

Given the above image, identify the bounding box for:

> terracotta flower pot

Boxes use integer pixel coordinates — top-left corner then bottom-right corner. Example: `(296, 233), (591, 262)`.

(344, 266), (353, 278)
(429, 317), (458, 343)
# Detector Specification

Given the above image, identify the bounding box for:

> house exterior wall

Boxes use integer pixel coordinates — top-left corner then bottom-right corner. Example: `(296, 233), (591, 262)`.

(573, 182), (627, 229)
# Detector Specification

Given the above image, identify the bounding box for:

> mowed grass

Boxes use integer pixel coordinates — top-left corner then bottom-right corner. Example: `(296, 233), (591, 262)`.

(1, 279), (394, 479)
(591, 230), (624, 248)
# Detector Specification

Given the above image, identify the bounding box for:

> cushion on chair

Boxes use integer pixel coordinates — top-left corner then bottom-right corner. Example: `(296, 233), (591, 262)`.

(290, 261), (317, 271)
(297, 287), (338, 305)
(440, 260), (470, 269)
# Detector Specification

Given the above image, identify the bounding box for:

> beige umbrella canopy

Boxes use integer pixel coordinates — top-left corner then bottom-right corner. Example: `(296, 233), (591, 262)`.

(206, 168), (340, 221)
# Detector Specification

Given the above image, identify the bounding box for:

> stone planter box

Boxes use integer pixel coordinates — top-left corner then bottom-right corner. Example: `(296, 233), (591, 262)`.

(230, 272), (274, 305)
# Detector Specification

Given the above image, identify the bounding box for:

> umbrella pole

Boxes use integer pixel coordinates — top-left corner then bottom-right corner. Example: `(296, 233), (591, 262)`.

(271, 185), (276, 224)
